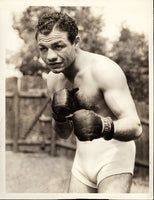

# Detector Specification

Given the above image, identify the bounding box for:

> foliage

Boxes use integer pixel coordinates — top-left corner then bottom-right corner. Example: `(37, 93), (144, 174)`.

(11, 6), (107, 76)
(109, 27), (149, 103)
(10, 7), (148, 103)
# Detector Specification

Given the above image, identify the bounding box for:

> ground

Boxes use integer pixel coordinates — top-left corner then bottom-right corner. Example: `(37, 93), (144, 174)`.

(6, 151), (149, 194)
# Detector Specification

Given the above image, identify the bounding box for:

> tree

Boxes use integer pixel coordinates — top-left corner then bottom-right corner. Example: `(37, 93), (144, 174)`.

(109, 26), (149, 103)
(10, 6), (107, 76)
(11, 6), (56, 76)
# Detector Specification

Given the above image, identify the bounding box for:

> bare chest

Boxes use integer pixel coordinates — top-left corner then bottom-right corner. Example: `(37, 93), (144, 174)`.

(59, 74), (110, 116)
(74, 83), (102, 112)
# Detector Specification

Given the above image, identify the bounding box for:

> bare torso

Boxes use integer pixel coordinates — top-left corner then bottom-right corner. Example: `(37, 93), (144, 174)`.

(48, 50), (117, 119)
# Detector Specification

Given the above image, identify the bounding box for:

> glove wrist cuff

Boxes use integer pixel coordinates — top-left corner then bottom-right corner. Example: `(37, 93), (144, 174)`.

(101, 117), (114, 140)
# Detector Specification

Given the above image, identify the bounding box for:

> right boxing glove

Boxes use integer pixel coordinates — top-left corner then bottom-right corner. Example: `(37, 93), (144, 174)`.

(67, 109), (114, 141)
(51, 88), (79, 122)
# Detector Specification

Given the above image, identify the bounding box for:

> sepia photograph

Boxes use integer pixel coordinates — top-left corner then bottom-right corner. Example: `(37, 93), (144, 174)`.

(0, 0), (153, 199)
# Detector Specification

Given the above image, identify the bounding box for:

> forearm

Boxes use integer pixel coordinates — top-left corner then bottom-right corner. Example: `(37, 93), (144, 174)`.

(52, 119), (73, 139)
(113, 117), (142, 141)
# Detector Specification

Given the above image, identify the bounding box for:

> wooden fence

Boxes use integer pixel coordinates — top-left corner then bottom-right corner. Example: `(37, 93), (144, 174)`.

(6, 76), (149, 177)
(6, 76), (76, 158)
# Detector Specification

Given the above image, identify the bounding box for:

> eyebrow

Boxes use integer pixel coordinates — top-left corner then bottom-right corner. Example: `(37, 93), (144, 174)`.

(38, 44), (46, 47)
(38, 41), (65, 47)
(39, 39), (64, 44)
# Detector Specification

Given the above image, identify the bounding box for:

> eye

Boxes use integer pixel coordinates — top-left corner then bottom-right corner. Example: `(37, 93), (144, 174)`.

(54, 44), (65, 50)
(39, 46), (47, 52)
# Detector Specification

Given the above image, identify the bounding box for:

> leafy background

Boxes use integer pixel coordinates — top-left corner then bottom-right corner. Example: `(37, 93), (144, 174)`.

(6, 6), (149, 104)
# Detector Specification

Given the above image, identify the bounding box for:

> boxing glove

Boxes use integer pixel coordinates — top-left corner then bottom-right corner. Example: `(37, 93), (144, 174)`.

(51, 88), (79, 122)
(68, 109), (114, 141)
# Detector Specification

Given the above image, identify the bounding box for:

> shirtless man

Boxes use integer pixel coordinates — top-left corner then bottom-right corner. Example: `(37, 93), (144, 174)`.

(35, 12), (142, 193)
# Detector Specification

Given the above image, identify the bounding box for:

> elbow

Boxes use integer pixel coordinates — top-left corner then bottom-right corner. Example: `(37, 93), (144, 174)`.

(134, 122), (142, 139)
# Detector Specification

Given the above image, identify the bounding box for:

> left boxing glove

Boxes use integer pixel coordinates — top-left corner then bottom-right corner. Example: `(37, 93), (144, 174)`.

(51, 88), (79, 122)
(69, 109), (114, 141)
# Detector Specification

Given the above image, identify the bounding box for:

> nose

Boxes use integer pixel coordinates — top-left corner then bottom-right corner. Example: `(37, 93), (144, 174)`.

(47, 49), (58, 63)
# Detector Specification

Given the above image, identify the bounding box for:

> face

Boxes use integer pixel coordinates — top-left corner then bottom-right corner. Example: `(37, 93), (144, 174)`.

(37, 29), (77, 73)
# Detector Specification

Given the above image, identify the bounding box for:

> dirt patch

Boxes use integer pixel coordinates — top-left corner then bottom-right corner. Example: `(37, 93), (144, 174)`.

(6, 151), (72, 193)
(6, 151), (149, 193)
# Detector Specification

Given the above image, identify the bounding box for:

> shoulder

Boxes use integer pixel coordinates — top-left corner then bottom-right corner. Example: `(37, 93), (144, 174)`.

(90, 55), (127, 90)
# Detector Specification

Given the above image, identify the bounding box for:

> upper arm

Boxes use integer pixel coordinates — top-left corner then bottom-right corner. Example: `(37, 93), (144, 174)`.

(104, 74), (138, 119)
(47, 72), (73, 138)
(93, 59), (139, 120)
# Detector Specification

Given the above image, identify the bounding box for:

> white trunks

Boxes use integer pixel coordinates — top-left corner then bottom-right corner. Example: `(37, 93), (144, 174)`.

(72, 138), (136, 188)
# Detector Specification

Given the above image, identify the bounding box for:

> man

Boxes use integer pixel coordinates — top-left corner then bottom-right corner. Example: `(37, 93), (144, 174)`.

(35, 11), (142, 193)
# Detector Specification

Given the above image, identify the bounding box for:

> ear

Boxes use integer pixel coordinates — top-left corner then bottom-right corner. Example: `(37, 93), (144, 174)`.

(74, 35), (80, 46)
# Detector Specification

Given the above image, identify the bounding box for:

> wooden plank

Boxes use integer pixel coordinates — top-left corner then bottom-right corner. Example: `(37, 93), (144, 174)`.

(18, 140), (51, 145)
(6, 98), (15, 140)
(140, 117), (149, 125)
(22, 97), (51, 139)
(6, 140), (75, 155)
(6, 91), (14, 97)
(50, 126), (56, 156)
(6, 139), (76, 151)
(135, 159), (149, 168)
(19, 90), (48, 98)
(13, 78), (19, 152)
(39, 115), (52, 122)
(56, 141), (76, 151)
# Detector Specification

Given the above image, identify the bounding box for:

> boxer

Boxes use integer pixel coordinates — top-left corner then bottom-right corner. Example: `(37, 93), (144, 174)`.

(35, 11), (142, 193)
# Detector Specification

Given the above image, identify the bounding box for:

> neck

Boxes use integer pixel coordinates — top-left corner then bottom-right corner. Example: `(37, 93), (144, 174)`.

(63, 48), (81, 82)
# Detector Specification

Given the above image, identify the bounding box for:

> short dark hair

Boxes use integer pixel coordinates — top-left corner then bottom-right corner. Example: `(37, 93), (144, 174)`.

(35, 12), (78, 44)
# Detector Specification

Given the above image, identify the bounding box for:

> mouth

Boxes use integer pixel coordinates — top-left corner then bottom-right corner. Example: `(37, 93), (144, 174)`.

(47, 62), (64, 73)
(47, 62), (64, 71)
(48, 62), (63, 66)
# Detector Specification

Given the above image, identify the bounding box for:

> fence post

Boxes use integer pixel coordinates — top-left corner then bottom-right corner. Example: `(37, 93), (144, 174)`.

(13, 77), (19, 152)
(39, 115), (56, 156)
(50, 121), (56, 156)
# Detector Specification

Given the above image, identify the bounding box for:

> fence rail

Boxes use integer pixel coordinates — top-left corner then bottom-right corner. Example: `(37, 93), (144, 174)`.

(140, 118), (149, 125)
(6, 90), (48, 98)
